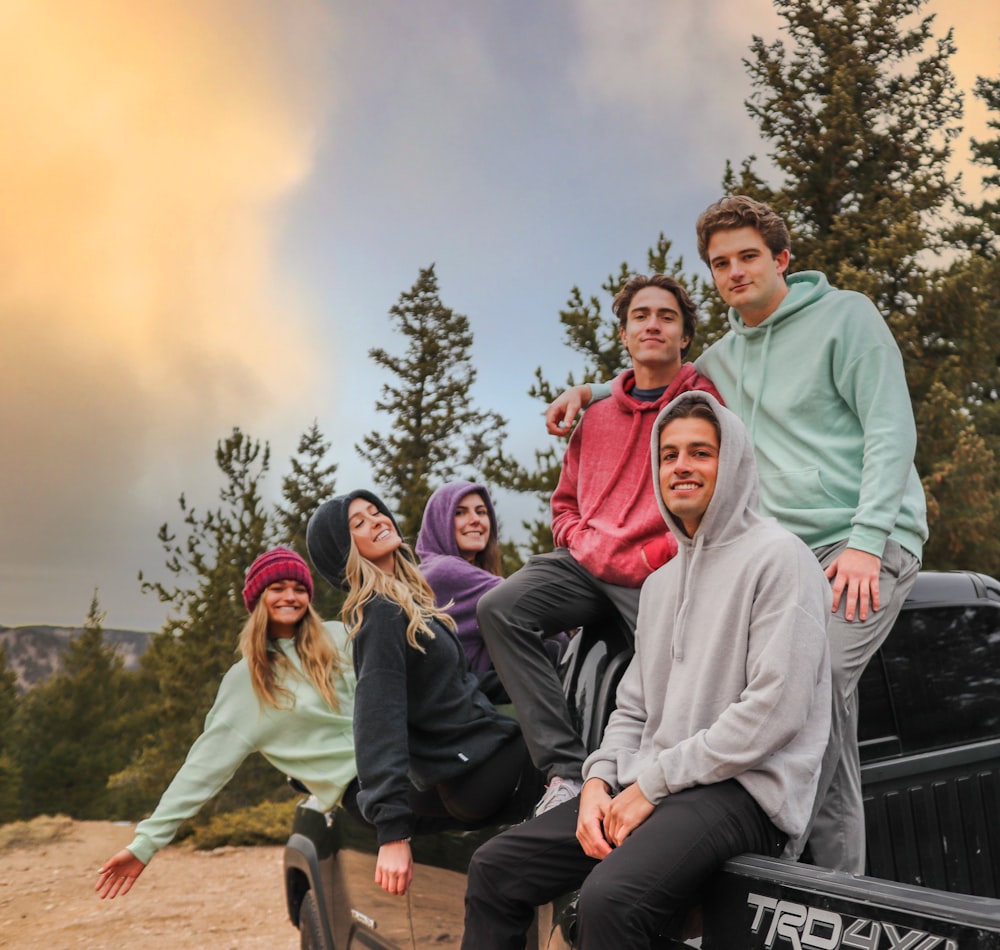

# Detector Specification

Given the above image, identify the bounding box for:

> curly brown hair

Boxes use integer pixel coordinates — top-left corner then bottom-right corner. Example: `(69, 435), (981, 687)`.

(695, 196), (790, 267)
(611, 274), (698, 359)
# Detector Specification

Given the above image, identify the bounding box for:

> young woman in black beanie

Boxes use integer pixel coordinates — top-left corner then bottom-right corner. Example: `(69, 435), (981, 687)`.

(307, 490), (538, 898)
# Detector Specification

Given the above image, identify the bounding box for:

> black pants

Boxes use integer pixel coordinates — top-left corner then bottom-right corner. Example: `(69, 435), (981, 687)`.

(477, 548), (639, 783)
(412, 732), (541, 824)
(340, 734), (541, 835)
(462, 779), (786, 950)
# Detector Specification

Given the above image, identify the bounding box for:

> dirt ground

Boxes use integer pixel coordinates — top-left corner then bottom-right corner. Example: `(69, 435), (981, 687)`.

(0, 816), (300, 949)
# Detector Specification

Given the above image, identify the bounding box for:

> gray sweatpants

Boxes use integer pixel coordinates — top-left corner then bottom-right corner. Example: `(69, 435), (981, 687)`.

(787, 538), (920, 873)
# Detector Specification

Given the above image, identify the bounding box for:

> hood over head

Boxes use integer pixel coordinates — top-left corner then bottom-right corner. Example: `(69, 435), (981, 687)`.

(650, 391), (760, 545)
(416, 480), (498, 562)
(307, 489), (405, 590)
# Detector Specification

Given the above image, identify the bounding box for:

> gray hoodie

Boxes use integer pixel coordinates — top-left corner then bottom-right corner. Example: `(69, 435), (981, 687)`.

(583, 391), (831, 838)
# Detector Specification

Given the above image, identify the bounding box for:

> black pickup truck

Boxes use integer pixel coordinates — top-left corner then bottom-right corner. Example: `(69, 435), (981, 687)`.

(283, 570), (1000, 948)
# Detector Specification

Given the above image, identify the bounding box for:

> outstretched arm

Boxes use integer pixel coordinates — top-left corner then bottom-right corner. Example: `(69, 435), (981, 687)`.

(95, 848), (146, 900)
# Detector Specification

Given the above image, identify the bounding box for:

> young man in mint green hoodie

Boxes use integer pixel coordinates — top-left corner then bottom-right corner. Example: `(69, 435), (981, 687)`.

(547, 196), (927, 875)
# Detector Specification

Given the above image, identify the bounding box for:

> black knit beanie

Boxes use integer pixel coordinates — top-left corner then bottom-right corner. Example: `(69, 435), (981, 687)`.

(307, 489), (404, 590)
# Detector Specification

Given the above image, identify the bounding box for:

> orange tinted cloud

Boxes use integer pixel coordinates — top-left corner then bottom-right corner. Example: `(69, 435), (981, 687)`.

(0, 0), (334, 621)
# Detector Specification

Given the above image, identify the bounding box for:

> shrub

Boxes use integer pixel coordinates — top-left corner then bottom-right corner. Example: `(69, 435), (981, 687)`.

(185, 798), (300, 850)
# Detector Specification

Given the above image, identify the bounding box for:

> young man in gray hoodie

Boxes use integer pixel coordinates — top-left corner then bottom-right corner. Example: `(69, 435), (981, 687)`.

(461, 391), (831, 949)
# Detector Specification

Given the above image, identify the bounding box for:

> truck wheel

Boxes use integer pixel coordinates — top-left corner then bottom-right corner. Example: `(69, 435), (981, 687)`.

(299, 889), (325, 950)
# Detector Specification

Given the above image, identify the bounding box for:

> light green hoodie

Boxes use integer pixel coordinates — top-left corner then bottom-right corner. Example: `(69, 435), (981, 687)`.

(127, 621), (356, 865)
(695, 271), (927, 560)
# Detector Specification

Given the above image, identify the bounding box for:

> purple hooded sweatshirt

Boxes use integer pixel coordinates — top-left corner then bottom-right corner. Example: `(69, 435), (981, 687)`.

(416, 481), (503, 674)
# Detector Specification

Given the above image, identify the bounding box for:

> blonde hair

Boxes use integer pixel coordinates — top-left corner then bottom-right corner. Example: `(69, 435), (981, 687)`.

(342, 539), (456, 651)
(237, 600), (343, 712)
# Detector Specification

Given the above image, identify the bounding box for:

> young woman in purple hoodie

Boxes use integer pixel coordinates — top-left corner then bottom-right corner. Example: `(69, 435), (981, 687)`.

(416, 482), (568, 688)
(415, 481), (504, 674)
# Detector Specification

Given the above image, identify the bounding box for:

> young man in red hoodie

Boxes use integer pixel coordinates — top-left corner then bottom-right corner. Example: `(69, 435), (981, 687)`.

(477, 274), (719, 815)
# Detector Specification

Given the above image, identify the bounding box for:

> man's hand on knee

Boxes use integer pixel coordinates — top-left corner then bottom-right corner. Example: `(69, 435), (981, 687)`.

(602, 782), (655, 848)
(576, 778), (614, 859)
(825, 548), (881, 622)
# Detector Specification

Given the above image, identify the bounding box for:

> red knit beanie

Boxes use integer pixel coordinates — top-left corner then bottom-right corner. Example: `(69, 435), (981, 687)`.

(242, 547), (314, 613)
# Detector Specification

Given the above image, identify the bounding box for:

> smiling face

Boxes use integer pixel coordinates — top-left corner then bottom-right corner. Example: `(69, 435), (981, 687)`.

(262, 579), (310, 638)
(454, 492), (490, 562)
(618, 286), (690, 388)
(658, 416), (720, 537)
(707, 226), (790, 327)
(348, 496), (402, 574)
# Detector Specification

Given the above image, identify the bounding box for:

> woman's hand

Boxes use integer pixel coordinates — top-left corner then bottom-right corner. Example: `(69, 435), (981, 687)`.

(95, 849), (147, 899)
(375, 839), (413, 896)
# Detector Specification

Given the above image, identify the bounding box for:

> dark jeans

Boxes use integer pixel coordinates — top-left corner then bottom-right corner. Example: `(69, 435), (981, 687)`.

(477, 549), (639, 782)
(410, 733), (541, 824)
(340, 734), (542, 836)
(462, 780), (786, 950)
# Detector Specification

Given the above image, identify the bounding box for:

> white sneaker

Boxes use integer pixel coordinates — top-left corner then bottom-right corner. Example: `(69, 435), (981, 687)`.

(534, 776), (582, 816)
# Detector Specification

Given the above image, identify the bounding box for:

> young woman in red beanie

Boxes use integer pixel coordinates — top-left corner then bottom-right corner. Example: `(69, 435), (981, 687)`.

(95, 547), (356, 900)
(306, 490), (540, 898)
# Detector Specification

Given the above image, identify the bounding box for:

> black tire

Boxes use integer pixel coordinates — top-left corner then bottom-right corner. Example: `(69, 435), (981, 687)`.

(299, 889), (326, 950)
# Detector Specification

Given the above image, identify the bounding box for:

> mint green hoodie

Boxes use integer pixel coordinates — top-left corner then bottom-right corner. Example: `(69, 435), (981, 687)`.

(695, 271), (927, 560)
(127, 622), (356, 865)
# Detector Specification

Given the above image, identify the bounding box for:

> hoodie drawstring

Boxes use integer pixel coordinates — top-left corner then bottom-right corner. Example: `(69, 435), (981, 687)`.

(670, 533), (704, 662)
(737, 323), (773, 445)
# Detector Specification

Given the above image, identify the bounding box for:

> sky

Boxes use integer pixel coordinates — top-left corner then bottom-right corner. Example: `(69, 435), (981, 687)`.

(2, 0), (998, 632)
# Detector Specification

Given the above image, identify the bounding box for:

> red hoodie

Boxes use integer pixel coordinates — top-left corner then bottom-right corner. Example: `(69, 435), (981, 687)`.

(551, 364), (721, 587)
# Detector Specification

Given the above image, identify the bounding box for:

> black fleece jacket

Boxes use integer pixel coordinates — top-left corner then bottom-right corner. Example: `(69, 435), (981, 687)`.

(352, 595), (518, 845)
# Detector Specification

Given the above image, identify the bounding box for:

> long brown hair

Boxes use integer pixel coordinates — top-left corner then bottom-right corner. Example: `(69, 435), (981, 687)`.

(342, 539), (457, 652)
(461, 490), (503, 577)
(475, 532), (503, 577)
(237, 601), (344, 711)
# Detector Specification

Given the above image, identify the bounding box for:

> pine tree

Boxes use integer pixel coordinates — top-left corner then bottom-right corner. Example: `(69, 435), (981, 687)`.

(112, 429), (279, 817)
(734, 0), (961, 311)
(0, 643), (16, 745)
(960, 76), (1000, 256)
(719, 0), (1000, 572)
(963, 73), (1000, 454)
(11, 592), (140, 819)
(356, 265), (510, 540)
(0, 645), (20, 821)
(912, 72), (1000, 572)
(276, 421), (343, 618)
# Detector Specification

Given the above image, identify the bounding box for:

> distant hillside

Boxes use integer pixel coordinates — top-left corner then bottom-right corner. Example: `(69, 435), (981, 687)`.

(0, 625), (153, 694)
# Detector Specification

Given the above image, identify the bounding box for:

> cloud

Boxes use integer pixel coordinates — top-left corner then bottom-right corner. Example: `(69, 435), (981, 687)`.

(568, 2), (778, 112)
(0, 0), (335, 626)
(566, 0), (778, 177)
